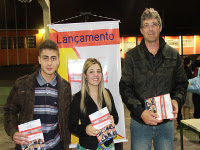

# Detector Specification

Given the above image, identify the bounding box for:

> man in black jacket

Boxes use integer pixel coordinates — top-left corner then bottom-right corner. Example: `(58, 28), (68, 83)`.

(119, 8), (188, 150)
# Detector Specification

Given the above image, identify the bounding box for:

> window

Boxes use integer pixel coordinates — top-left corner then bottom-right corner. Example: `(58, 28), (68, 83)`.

(26, 36), (36, 48)
(1, 37), (11, 49)
(13, 36), (24, 49)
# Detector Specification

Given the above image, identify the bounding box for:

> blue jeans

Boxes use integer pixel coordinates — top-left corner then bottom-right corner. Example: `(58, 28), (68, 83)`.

(130, 119), (174, 150)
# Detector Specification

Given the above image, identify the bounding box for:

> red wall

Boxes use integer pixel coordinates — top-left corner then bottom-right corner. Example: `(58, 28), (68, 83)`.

(0, 30), (44, 65)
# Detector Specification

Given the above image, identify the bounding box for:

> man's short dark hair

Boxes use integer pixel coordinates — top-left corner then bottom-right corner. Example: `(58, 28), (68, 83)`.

(39, 39), (59, 57)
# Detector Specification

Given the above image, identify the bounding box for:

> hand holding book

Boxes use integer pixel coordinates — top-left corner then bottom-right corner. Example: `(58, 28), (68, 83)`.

(170, 100), (178, 120)
(141, 110), (163, 125)
(110, 115), (114, 124)
(144, 93), (174, 121)
(89, 107), (117, 145)
(13, 132), (29, 146)
(86, 124), (100, 136)
(18, 119), (45, 150)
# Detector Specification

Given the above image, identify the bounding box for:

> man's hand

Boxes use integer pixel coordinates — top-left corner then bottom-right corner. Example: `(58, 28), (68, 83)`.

(13, 132), (29, 145)
(86, 124), (100, 136)
(141, 110), (163, 125)
(170, 100), (178, 120)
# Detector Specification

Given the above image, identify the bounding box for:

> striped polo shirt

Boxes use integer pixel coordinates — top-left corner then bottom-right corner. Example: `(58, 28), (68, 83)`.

(33, 71), (62, 150)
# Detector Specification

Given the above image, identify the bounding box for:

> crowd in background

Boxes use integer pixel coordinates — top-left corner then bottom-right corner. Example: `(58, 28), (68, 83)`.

(177, 54), (200, 142)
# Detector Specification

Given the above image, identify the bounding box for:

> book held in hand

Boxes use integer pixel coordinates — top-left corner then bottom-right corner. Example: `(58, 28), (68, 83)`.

(18, 119), (45, 150)
(145, 93), (174, 120)
(89, 107), (117, 145)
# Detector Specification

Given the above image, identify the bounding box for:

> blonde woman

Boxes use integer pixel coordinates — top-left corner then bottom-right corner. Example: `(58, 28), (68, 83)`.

(69, 58), (118, 150)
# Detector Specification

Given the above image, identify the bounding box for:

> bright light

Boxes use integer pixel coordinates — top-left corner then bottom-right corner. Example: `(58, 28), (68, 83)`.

(18, 0), (32, 3)
(39, 29), (45, 34)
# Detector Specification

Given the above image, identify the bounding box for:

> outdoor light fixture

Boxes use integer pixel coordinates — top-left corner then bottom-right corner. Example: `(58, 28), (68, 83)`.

(39, 29), (45, 34)
(18, 0), (32, 3)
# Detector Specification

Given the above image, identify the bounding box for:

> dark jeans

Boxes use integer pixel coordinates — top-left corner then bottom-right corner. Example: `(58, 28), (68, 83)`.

(193, 94), (200, 118)
(193, 94), (200, 141)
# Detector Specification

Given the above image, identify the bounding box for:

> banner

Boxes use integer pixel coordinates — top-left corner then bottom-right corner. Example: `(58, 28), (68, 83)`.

(48, 21), (126, 147)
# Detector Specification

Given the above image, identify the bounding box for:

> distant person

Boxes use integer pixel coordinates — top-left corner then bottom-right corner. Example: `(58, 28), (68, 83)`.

(191, 55), (200, 143)
(69, 58), (118, 150)
(4, 39), (72, 150)
(191, 55), (200, 71)
(183, 56), (193, 120)
(192, 56), (200, 119)
(119, 8), (188, 150)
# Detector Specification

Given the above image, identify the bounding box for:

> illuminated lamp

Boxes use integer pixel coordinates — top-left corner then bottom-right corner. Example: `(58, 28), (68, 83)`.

(18, 0), (32, 3)
(39, 29), (45, 34)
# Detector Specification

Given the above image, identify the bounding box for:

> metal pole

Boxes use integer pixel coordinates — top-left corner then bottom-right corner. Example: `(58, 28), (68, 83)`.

(18, 0), (33, 65)
(3, 0), (9, 65)
(38, 0), (51, 40)
(25, 3), (29, 64)
(14, 0), (19, 65)
(180, 121), (184, 150)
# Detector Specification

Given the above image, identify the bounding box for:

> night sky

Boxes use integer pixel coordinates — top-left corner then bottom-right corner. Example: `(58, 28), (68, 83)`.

(0, 0), (200, 36)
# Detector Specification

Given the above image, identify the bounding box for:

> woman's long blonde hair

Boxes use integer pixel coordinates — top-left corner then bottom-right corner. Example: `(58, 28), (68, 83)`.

(80, 58), (112, 114)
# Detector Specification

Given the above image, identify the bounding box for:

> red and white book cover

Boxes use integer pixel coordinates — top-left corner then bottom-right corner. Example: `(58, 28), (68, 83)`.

(145, 93), (174, 120)
(89, 107), (117, 145)
(18, 119), (45, 150)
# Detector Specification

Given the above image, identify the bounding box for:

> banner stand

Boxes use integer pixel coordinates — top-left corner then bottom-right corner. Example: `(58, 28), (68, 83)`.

(49, 18), (126, 150)
(51, 12), (120, 24)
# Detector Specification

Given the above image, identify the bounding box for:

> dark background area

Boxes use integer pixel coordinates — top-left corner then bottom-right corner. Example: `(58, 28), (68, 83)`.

(0, 0), (200, 80)
(0, 0), (200, 36)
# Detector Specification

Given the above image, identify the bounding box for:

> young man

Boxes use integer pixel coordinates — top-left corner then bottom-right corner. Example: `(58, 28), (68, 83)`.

(4, 39), (72, 150)
(119, 8), (188, 150)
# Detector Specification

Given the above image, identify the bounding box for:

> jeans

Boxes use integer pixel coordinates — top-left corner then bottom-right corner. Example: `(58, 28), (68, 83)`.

(130, 119), (174, 150)
(193, 93), (200, 118)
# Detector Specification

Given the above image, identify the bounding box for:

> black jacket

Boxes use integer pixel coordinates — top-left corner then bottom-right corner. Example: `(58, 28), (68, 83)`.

(119, 37), (188, 124)
(69, 89), (118, 149)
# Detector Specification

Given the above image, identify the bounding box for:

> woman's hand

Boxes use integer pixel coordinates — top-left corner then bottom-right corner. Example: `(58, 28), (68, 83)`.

(110, 115), (115, 125)
(86, 124), (100, 136)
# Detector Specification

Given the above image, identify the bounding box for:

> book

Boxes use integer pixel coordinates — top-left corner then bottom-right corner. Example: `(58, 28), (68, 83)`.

(89, 107), (117, 145)
(144, 93), (174, 120)
(18, 119), (45, 150)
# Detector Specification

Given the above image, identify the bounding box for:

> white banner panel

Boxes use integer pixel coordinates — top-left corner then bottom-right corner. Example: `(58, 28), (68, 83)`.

(48, 21), (126, 146)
